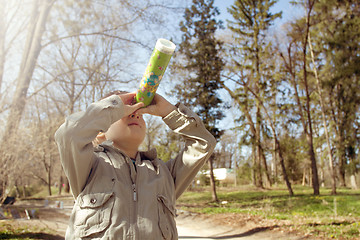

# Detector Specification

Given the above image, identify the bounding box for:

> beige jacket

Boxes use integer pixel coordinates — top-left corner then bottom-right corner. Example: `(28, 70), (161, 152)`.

(55, 95), (216, 240)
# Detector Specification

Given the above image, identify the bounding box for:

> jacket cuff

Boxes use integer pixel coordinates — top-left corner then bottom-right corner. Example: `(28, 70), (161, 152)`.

(96, 95), (125, 123)
(163, 103), (197, 130)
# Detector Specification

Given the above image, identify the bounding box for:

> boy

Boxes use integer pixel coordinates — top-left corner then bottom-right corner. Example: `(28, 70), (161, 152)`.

(55, 91), (216, 239)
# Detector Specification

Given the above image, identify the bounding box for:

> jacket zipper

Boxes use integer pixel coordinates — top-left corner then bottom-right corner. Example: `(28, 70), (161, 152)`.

(133, 159), (139, 238)
(127, 156), (139, 239)
(132, 183), (137, 202)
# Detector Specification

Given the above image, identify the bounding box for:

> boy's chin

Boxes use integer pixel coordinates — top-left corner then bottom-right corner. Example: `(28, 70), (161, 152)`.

(121, 135), (145, 145)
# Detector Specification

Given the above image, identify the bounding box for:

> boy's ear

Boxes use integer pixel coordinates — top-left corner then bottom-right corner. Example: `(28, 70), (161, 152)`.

(97, 131), (106, 140)
(94, 131), (106, 146)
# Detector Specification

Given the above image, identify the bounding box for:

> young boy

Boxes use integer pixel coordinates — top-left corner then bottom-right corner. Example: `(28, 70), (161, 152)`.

(55, 91), (216, 239)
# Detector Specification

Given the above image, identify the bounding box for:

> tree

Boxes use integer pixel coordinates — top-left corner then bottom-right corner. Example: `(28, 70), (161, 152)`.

(225, 0), (281, 188)
(2, 0), (54, 143)
(155, 129), (182, 163)
(0, 0), (186, 198)
(26, 94), (62, 196)
(0, 1), (5, 94)
(311, 0), (360, 188)
(0, 0), (55, 199)
(176, 0), (224, 202)
(278, 0), (323, 195)
(308, 31), (337, 194)
(143, 116), (164, 151)
(221, 78), (295, 195)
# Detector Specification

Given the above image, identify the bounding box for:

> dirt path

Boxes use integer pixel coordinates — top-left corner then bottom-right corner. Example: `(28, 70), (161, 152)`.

(176, 213), (307, 240)
(2, 212), (306, 240)
(1, 199), (311, 239)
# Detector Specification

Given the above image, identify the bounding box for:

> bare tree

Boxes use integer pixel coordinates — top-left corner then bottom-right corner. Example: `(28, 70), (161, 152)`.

(0, 0), (184, 198)
(221, 83), (294, 196)
(0, 2), (5, 94)
(278, 0), (320, 195)
(143, 116), (164, 151)
(2, 0), (55, 143)
(308, 32), (336, 194)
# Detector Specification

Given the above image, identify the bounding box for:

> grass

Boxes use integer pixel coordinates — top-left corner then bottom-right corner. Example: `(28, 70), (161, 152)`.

(177, 185), (360, 239)
(29, 187), (61, 198)
(0, 186), (71, 240)
(0, 222), (63, 240)
(1, 185), (359, 239)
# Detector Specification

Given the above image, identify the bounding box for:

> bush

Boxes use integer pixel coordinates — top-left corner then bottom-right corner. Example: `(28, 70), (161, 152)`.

(8, 185), (43, 198)
(197, 173), (219, 186)
(236, 163), (252, 185)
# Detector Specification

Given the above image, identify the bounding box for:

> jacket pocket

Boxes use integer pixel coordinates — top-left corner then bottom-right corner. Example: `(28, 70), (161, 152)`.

(157, 195), (177, 240)
(73, 191), (115, 238)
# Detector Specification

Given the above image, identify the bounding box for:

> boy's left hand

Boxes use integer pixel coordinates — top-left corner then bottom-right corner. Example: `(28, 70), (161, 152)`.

(136, 94), (176, 118)
(117, 92), (144, 117)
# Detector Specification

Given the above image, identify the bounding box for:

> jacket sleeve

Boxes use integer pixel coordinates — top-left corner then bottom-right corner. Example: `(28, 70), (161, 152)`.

(163, 103), (217, 199)
(54, 95), (126, 198)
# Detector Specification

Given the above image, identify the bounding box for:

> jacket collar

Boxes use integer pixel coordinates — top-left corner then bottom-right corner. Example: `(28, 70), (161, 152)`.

(96, 140), (158, 161)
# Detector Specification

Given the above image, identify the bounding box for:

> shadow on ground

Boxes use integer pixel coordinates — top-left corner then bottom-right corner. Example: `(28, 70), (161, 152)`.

(0, 232), (64, 240)
(179, 226), (279, 239)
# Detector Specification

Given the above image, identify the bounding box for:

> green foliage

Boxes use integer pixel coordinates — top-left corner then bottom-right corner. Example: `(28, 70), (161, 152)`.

(227, 0), (281, 71)
(178, 186), (360, 239)
(225, 0), (283, 189)
(156, 140), (180, 163)
(0, 223), (60, 240)
(176, 0), (225, 140)
(196, 172), (220, 186)
(7, 185), (60, 199)
(236, 162), (252, 185)
(198, 172), (211, 186)
(179, 186), (360, 217)
(278, 133), (307, 183)
(155, 130), (182, 162)
(8, 185), (40, 198)
(310, 0), (360, 178)
(31, 186), (60, 198)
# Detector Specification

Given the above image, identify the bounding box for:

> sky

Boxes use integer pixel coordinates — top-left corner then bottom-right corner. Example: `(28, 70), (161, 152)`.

(214, 0), (303, 27)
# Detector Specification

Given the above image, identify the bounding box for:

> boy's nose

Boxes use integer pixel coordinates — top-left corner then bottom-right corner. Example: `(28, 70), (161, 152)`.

(130, 113), (141, 119)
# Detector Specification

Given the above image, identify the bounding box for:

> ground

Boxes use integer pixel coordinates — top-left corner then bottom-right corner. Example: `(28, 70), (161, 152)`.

(176, 210), (322, 240)
(0, 196), (323, 239)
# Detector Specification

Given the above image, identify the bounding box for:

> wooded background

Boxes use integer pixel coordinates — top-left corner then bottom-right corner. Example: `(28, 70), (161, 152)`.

(0, 0), (359, 200)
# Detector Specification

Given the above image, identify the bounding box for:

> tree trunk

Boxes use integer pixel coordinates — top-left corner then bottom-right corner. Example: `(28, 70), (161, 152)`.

(338, 142), (347, 187)
(0, 2), (5, 92)
(58, 174), (63, 195)
(275, 138), (293, 196)
(308, 32), (336, 194)
(22, 186), (27, 198)
(65, 178), (71, 193)
(255, 107), (263, 188)
(329, 89), (346, 187)
(350, 175), (358, 190)
(260, 145), (272, 187)
(272, 138), (278, 184)
(2, 0), (54, 142)
(208, 155), (218, 202)
(281, 45), (319, 195)
(306, 133), (319, 195)
(303, 0), (320, 195)
(252, 145), (256, 186)
(302, 168), (306, 186)
(47, 163), (52, 196)
(226, 80), (294, 196)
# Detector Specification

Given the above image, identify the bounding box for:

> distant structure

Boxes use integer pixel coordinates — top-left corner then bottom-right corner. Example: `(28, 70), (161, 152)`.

(198, 168), (236, 184)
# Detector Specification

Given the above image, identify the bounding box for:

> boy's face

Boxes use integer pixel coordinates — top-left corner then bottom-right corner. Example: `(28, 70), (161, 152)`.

(105, 112), (146, 149)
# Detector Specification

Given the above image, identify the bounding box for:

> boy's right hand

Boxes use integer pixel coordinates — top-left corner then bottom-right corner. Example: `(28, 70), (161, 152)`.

(117, 92), (144, 117)
(135, 93), (176, 118)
